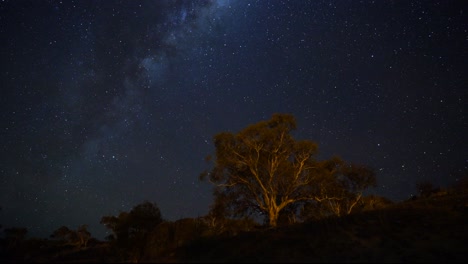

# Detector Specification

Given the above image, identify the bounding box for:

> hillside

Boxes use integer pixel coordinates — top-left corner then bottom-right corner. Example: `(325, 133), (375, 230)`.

(170, 193), (468, 263)
(2, 192), (467, 263)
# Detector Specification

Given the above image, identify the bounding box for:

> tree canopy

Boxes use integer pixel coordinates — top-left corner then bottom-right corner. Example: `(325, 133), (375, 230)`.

(201, 113), (376, 227)
(50, 225), (91, 248)
(101, 200), (163, 241)
(100, 200), (163, 262)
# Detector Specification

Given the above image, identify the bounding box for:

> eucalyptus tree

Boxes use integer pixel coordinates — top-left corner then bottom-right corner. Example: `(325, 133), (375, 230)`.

(201, 113), (376, 227)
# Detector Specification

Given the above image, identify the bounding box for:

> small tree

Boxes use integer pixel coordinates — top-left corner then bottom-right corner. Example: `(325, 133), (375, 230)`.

(416, 181), (437, 198)
(322, 163), (377, 216)
(50, 225), (73, 242)
(101, 211), (130, 243)
(201, 113), (376, 227)
(4, 227), (28, 249)
(50, 225), (91, 248)
(101, 201), (163, 262)
(76, 225), (91, 248)
(451, 173), (468, 194)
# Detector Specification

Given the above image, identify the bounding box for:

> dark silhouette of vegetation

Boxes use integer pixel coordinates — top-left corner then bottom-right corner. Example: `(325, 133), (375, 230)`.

(3, 227), (28, 250)
(1, 181), (467, 263)
(200, 113), (376, 227)
(416, 180), (439, 198)
(100, 200), (163, 262)
(175, 189), (468, 263)
(452, 172), (468, 194)
(0, 116), (467, 263)
(50, 225), (91, 249)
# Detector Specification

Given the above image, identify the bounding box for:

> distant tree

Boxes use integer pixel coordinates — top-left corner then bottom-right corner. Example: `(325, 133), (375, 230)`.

(102, 201), (164, 239)
(200, 113), (376, 227)
(100, 200), (163, 262)
(322, 163), (377, 216)
(76, 225), (91, 248)
(450, 172), (468, 194)
(127, 201), (163, 235)
(294, 163), (377, 221)
(50, 225), (73, 242)
(50, 225), (91, 248)
(100, 211), (131, 244)
(416, 181), (437, 198)
(4, 227), (28, 249)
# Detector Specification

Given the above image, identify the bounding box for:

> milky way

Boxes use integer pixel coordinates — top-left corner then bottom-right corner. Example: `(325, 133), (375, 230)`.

(0, 0), (466, 239)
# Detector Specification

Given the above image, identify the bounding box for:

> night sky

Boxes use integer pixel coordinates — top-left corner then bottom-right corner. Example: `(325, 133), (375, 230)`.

(1, 0), (466, 240)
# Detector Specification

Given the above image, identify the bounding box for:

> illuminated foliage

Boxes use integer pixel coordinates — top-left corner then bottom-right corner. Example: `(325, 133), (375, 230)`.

(201, 113), (376, 226)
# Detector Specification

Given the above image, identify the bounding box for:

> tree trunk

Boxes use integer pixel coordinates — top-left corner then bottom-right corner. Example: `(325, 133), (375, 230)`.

(268, 208), (279, 227)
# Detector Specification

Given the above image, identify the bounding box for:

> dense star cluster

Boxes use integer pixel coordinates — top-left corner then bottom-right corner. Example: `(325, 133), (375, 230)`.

(0, 0), (466, 240)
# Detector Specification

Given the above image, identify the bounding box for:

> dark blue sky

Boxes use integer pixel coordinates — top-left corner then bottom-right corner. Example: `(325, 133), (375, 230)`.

(1, 0), (466, 240)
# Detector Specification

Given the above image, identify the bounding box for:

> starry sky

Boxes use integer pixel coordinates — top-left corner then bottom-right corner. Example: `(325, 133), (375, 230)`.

(0, 0), (466, 240)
